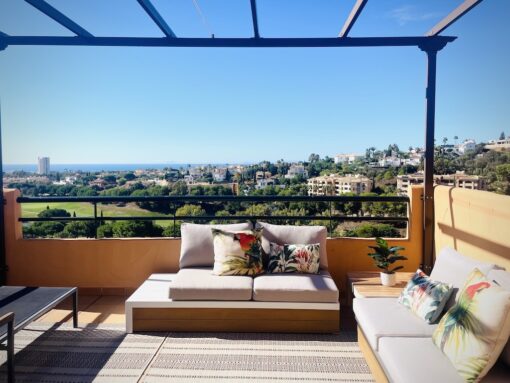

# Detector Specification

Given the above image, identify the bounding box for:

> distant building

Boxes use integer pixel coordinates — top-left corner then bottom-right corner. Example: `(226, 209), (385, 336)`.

(457, 139), (476, 154)
(256, 178), (276, 189)
(285, 164), (308, 179)
(378, 155), (402, 167)
(485, 138), (510, 152)
(334, 153), (363, 164)
(37, 157), (50, 175)
(308, 174), (372, 196)
(255, 171), (272, 181)
(213, 168), (227, 182)
(397, 171), (485, 194)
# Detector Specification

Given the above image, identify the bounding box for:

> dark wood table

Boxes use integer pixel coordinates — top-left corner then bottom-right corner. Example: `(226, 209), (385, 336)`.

(0, 286), (78, 383)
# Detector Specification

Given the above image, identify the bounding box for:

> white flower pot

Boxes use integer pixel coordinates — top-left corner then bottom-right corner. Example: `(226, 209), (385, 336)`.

(380, 272), (396, 287)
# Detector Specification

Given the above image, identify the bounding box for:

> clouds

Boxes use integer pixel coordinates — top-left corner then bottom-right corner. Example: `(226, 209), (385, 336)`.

(388, 5), (442, 26)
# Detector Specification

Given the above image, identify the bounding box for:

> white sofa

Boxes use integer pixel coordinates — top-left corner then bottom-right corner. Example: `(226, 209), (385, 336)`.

(354, 247), (510, 383)
(127, 222), (341, 333)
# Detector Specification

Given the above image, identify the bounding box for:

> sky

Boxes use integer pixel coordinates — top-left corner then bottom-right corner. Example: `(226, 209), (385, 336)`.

(0, 0), (509, 165)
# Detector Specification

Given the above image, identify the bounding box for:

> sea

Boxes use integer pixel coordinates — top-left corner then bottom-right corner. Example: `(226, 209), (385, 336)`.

(3, 163), (237, 173)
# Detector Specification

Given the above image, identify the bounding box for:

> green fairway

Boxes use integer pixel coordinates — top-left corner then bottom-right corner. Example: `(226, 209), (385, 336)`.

(20, 202), (174, 227)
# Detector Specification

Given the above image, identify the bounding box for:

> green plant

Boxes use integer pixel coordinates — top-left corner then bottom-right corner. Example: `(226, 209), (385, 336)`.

(368, 237), (407, 274)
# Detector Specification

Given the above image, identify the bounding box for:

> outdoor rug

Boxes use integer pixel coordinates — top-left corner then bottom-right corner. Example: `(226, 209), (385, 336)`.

(0, 324), (374, 383)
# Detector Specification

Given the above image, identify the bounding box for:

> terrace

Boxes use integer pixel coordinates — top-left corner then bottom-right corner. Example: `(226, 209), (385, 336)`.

(1, 1), (510, 382)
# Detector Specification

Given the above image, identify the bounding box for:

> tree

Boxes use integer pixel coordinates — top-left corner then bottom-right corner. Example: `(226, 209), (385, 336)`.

(454, 135), (459, 144)
(341, 223), (400, 238)
(124, 172), (136, 181)
(308, 153), (320, 162)
(500, 131), (506, 140)
(24, 221), (66, 238)
(111, 221), (163, 238)
(60, 221), (96, 238)
(38, 208), (71, 218)
(162, 222), (182, 237)
(176, 204), (206, 219)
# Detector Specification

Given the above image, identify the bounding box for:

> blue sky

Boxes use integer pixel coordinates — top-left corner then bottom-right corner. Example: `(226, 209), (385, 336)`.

(0, 0), (509, 164)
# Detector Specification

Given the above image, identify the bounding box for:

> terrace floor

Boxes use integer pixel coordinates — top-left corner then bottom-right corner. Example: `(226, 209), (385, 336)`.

(0, 295), (372, 382)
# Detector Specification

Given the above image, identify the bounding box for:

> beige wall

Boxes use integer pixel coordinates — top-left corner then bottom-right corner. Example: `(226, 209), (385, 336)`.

(3, 187), (424, 301)
(434, 185), (510, 270)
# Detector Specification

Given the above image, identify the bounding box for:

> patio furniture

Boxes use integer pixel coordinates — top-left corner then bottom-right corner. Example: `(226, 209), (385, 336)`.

(126, 222), (340, 333)
(347, 271), (414, 301)
(354, 248), (510, 382)
(0, 286), (78, 383)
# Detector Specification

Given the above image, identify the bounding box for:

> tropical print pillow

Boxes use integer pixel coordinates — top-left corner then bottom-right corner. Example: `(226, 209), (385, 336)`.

(432, 268), (510, 382)
(212, 228), (264, 276)
(398, 269), (453, 323)
(267, 242), (320, 274)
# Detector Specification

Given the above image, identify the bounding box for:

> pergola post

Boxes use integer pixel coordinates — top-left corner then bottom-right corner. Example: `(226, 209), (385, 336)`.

(419, 42), (445, 274)
(0, 101), (6, 285)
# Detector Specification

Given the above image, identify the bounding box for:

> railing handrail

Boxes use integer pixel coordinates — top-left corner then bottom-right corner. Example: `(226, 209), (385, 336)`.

(17, 195), (409, 203)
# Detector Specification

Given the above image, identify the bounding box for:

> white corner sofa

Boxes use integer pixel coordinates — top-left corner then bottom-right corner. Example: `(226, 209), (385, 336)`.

(126, 222), (340, 333)
(354, 247), (510, 383)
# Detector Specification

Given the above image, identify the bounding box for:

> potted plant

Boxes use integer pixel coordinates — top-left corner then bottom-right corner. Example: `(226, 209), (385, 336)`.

(368, 237), (407, 286)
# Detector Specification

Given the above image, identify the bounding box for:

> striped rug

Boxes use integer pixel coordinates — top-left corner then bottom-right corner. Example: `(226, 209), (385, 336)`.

(0, 324), (374, 383)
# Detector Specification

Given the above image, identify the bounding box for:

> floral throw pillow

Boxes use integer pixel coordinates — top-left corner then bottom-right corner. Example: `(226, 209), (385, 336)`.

(398, 269), (453, 323)
(212, 229), (264, 276)
(432, 269), (510, 382)
(267, 242), (320, 274)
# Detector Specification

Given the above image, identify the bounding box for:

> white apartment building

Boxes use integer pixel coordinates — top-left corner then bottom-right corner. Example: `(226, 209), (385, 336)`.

(37, 157), (50, 175)
(397, 171), (485, 194)
(334, 153), (363, 164)
(256, 178), (275, 189)
(285, 164), (308, 179)
(457, 139), (476, 154)
(485, 138), (510, 152)
(213, 168), (227, 182)
(378, 155), (402, 167)
(308, 174), (373, 196)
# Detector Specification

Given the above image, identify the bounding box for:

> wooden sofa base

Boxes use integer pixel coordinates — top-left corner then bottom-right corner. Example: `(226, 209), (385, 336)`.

(357, 326), (389, 383)
(133, 307), (340, 333)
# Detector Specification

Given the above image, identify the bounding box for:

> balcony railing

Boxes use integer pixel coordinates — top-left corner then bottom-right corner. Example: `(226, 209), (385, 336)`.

(16, 195), (409, 238)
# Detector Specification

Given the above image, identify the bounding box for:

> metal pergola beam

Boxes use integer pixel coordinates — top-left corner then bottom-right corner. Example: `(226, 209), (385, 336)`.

(137, 0), (176, 38)
(0, 36), (455, 49)
(427, 0), (484, 36)
(339, 0), (367, 38)
(24, 0), (93, 38)
(250, 0), (260, 39)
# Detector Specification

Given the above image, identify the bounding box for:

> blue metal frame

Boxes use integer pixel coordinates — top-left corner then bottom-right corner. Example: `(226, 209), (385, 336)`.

(0, 0), (486, 281)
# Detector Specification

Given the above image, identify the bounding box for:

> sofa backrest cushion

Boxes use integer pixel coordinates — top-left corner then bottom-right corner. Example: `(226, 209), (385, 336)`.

(256, 222), (328, 269)
(430, 247), (496, 308)
(487, 269), (510, 368)
(180, 222), (253, 268)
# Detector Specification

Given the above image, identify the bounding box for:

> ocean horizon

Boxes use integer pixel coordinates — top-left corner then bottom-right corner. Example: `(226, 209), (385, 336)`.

(3, 163), (243, 173)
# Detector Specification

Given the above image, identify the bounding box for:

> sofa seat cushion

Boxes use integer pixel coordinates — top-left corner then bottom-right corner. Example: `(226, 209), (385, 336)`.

(378, 337), (464, 383)
(253, 271), (339, 303)
(169, 268), (253, 301)
(353, 298), (437, 351)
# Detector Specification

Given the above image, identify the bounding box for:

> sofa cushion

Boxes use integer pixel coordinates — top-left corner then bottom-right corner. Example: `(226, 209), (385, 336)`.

(378, 337), (464, 383)
(256, 222), (328, 269)
(433, 268), (510, 382)
(212, 228), (264, 276)
(353, 297), (437, 351)
(169, 267), (253, 301)
(488, 269), (510, 367)
(430, 247), (496, 308)
(267, 242), (321, 274)
(179, 222), (252, 268)
(398, 268), (453, 324)
(252, 271), (339, 303)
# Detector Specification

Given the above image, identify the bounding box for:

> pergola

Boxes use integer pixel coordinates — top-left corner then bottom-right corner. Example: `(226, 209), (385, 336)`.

(0, 0), (485, 283)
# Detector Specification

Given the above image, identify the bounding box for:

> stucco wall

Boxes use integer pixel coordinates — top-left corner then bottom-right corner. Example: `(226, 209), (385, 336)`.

(3, 187), (424, 301)
(434, 185), (510, 270)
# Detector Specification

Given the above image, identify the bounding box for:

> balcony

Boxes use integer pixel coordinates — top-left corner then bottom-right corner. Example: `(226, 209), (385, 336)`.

(1, 185), (509, 381)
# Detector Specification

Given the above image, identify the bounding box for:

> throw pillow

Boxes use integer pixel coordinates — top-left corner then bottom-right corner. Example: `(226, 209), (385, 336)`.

(432, 268), (510, 382)
(267, 242), (320, 274)
(398, 269), (453, 323)
(212, 228), (264, 276)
